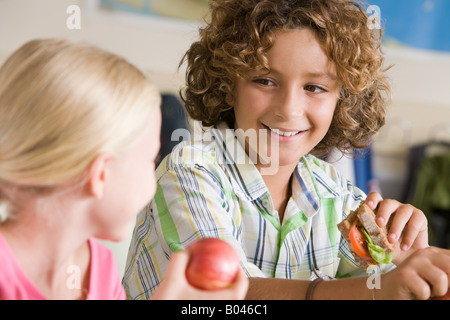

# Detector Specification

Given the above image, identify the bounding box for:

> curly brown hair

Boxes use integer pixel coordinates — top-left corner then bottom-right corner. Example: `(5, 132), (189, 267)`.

(180, 0), (390, 157)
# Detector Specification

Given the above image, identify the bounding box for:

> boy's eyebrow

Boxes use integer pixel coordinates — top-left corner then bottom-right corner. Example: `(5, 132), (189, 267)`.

(264, 68), (338, 82)
(303, 71), (338, 81)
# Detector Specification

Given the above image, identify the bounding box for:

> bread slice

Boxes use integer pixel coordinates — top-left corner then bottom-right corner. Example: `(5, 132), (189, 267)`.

(338, 201), (394, 269)
(356, 203), (395, 254)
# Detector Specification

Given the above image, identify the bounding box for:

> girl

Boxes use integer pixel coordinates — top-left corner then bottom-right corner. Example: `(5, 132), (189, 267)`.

(124, 0), (450, 300)
(0, 38), (248, 300)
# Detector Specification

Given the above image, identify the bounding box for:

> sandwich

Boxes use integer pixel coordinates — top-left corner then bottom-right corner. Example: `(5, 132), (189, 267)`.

(337, 201), (395, 269)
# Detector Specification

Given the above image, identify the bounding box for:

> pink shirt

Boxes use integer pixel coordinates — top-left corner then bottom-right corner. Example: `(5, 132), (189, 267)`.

(0, 234), (125, 300)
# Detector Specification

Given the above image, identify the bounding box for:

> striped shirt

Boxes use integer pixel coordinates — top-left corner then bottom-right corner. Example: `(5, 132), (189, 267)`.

(122, 122), (394, 300)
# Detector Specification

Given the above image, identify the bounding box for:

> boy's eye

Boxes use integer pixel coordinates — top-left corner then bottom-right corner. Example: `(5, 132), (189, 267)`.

(253, 78), (275, 86)
(304, 85), (327, 93)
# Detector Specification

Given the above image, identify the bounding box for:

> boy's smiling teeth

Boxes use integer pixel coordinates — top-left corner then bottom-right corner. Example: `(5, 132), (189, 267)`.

(267, 126), (301, 137)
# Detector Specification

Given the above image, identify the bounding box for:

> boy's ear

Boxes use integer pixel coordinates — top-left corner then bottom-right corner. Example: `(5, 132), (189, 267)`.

(225, 92), (234, 106)
(86, 153), (113, 199)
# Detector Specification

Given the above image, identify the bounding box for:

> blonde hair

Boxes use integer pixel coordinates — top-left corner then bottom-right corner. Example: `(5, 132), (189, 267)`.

(0, 38), (161, 221)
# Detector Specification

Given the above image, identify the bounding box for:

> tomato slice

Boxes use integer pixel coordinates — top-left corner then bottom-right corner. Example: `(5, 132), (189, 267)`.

(348, 221), (373, 261)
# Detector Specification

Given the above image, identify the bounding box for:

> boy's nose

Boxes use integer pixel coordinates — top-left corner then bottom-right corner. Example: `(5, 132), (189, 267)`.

(273, 86), (305, 120)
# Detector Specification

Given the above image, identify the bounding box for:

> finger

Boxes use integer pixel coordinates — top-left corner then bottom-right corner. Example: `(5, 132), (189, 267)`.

(386, 204), (416, 245)
(427, 247), (450, 275)
(399, 209), (427, 251)
(365, 192), (383, 211)
(229, 269), (249, 299)
(373, 199), (399, 228)
(151, 251), (191, 300)
(409, 275), (432, 300)
(166, 250), (190, 278)
(428, 266), (449, 298)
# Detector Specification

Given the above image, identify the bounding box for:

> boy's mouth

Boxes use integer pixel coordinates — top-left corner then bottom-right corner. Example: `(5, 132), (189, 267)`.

(262, 124), (306, 138)
(268, 126), (301, 137)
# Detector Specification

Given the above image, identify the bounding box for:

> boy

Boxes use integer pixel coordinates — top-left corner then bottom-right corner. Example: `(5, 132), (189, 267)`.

(124, 0), (449, 300)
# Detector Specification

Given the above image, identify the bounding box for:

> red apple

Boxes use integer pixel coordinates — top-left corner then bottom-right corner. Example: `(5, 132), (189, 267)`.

(185, 238), (240, 290)
(431, 289), (450, 300)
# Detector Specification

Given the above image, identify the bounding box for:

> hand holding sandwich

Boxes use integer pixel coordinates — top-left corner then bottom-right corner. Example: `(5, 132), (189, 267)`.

(339, 192), (450, 300)
(364, 192), (429, 263)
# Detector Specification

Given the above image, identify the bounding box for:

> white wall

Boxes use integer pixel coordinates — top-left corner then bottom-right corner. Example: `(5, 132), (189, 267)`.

(1, 0), (450, 274)
(0, 0), (193, 92)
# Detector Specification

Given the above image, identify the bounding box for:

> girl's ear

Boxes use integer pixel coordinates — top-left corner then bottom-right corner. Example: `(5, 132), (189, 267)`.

(86, 153), (113, 199)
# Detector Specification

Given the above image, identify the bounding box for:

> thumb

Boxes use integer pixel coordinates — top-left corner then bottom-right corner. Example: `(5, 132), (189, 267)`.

(165, 250), (190, 279)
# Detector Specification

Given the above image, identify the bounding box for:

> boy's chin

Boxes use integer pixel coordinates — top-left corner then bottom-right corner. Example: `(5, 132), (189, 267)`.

(254, 155), (302, 175)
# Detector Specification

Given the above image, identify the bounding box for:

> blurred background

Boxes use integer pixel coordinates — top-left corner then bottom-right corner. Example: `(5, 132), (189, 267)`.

(0, 0), (449, 275)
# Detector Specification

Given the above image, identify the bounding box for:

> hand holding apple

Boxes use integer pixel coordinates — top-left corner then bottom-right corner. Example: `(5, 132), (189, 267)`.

(185, 238), (240, 290)
(150, 248), (248, 300)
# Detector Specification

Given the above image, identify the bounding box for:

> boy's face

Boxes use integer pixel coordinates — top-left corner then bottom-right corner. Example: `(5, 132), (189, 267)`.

(229, 29), (339, 173)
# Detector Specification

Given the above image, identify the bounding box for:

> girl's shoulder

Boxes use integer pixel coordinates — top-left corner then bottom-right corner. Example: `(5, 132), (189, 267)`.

(0, 232), (46, 299)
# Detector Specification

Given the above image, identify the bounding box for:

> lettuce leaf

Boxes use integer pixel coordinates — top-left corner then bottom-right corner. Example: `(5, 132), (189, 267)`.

(361, 227), (393, 264)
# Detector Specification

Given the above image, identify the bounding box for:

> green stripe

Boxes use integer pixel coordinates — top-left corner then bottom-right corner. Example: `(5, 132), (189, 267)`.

(281, 211), (308, 245)
(322, 198), (339, 271)
(154, 183), (183, 252)
(264, 206), (308, 277)
(255, 203), (281, 277)
(302, 156), (320, 194)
